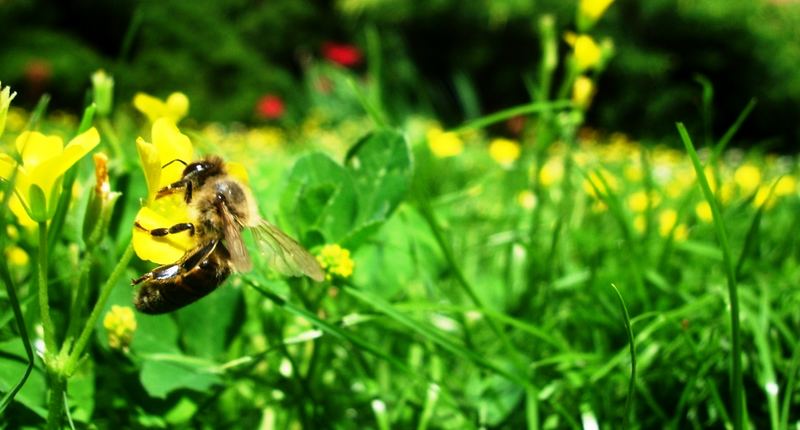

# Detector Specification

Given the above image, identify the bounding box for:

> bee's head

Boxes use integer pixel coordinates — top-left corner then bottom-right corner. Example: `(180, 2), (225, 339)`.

(182, 156), (225, 183)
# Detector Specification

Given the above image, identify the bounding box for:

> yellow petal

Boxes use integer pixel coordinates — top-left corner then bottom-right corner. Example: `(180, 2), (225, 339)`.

(15, 131), (63, 168)
(0, 153), (16, 180)
(166, 92), (189, 123)
(151, 118), (193, 186)
(133, 92), (167, 123)
(132, 197), (197, 264)
(0, 154), (33, 207)
(136, 138), (161, 203)
(226, 161), (250, 186)
(29, 128), (100, 200)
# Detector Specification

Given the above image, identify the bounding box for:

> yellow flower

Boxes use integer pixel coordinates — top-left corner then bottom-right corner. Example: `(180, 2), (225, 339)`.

(627, 190), (660, 213)
(695, 201), (713, 223)
(774, 175), (796, 196)
(578, 0), (615, 26)
(5, 245), (29, 266)
(516, 190), (537, 210)
(488, 138), (520, 167)
(103, 305), (137, 350)
(426, 127), (463, 158)
(565, 34), (602, 71)
(539, 158), (564, 187)
(734, 164), (761, 195)
(0, 128), (100, 223)
(753, 185), (777, 210)
(572, 76), (595, 109)
(316, 244), (355, 280)
(132, 119), (197, 264)
(657, 208), (687, 240)
(133, 92), (189, 124)
(0, 81), (18, 138)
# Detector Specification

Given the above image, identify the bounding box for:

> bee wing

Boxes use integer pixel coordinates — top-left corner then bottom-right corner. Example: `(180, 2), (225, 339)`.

(252, 219), (325, 282)
(219, 202), (252, 272)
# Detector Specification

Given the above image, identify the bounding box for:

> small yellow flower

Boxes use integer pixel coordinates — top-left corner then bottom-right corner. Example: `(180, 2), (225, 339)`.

(103, 305), (137, 350)
(774, 175), (797, 196)
(734, 164), (761, 195)
(4, 245), (29, 266)
(0, 81), (18, 138)
(316, 244), (355, 280)
(516, 190), (537, 210)
(627, 190), (660, 213)
(566, 34), (602, 71)
(0, 128), (100, 223)
(539, 158), (564, 187)
(488, 138), (520, 167)
(133, 92), (189, 124)
(572, 76), (595, 109)
(657, 209), (689, 241)
(753, 185), (777, 210)
(579, 0), (615, 22)
(426, 127), (463, 158)
(695, 201), (713, 223)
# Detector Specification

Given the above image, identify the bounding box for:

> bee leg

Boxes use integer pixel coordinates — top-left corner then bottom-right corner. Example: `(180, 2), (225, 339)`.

(162, 159), (188, 169)
(135, 222), (196, 237)
(156, 179), (192, 203)
(132, 271), (152, 285)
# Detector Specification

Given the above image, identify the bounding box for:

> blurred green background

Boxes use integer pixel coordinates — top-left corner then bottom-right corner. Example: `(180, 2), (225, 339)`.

(2, 0), (800, 148)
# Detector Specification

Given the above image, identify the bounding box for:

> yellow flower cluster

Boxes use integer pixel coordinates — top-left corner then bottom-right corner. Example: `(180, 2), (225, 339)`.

(426, 127), (463, 158)
(488, 138), (520, 167)
(103, 305), (137, 350)
(316, 244), (355, 280)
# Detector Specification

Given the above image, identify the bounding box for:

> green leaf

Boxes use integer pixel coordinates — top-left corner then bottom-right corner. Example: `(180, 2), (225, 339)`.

(0, 340), (47, 418)
(140, 359), (222, 399)
(279, 152), (358, 242)
(176, 283), (241, 359)
(67, 359), (95, 423)
(343, 129), (412, 248)
(131, 312), (181, 355)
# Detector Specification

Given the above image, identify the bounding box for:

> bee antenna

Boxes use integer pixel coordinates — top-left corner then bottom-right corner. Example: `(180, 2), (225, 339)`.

(162, 159), (188, 169)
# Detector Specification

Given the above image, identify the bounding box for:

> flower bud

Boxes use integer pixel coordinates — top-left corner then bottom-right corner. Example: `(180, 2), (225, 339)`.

(91, 70), (114, 116)
(0, 82), (17, 138)
(83, 153), (121, 248)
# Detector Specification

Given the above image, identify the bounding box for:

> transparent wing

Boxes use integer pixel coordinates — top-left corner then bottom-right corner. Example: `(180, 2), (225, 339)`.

(219, 203), (252, 272)
(252, 219), (324, 282)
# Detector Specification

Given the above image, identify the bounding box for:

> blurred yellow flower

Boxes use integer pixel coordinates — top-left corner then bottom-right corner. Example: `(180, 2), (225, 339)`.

(734, 164), (761, 195)
(624, 164), (642, 182)
(516, 190), (537, 210)
(488, 138), (520, 167)
(568, 34), (602, 71)
(572, 76), (595, 109)
(774, 175), (797, 196)
(0, 128), (100, 223)
(133, 92), (189, 124)
(103, 305), (137, 350)
(0, 81), (18, 138)
(5, 245), (29, 266)
(579, 0), (615, 22)
(426, 127), (463, 158)
(627, 190), (660, 213)
(657, 209), (688, 241)
(695, 201), (713, 223)
(317, 244), (355, 280)
(539, 158), (564, 187)
(753, 185), (778, 210)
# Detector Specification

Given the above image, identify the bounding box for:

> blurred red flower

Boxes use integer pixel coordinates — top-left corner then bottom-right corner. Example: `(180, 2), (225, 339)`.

(322, 42), (362, 67)
(256, 94), (285, 119)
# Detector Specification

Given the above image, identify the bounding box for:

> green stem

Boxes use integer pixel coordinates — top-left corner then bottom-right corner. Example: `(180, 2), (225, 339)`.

(38, 222), (58, 357)
(61, 255), (94, 356)
(65, 242), (134, 374)
(45, 371), (66, 430)
(98, 117), (123, 159)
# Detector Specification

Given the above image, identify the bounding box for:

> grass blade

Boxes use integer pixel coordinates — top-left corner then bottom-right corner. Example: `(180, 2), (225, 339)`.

(676, 122), (743, 430)
(611, 284), (636, 429)
(449, 100), (572, 133)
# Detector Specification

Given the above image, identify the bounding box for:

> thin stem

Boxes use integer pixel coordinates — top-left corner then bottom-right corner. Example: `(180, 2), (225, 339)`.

(38, 222), (58, 357)
(98, 117), (123, 159)
(65, 242), (135, 374)
(45, 371), (66, 430)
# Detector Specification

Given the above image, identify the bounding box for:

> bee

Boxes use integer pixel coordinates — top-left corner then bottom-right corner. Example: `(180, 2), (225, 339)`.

(132, 156), (324, 314)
